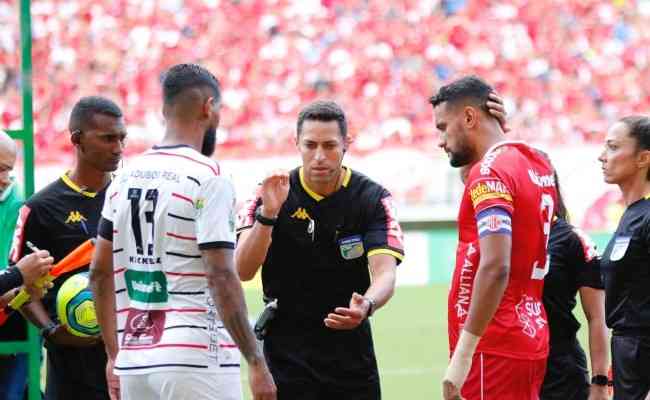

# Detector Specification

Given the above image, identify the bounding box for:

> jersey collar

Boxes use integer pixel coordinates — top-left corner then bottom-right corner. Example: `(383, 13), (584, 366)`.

(299, 166), (352, 202)
(484, 140), (527, 156)
(61, 172), (98, 198)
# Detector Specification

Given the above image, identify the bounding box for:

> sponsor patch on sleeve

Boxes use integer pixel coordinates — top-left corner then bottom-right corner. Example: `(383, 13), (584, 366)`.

(469, 179), (513, 209)
(476, 207), (512, 237)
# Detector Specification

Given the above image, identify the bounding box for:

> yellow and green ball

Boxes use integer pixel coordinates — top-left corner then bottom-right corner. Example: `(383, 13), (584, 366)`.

(56, 272), (100, 337)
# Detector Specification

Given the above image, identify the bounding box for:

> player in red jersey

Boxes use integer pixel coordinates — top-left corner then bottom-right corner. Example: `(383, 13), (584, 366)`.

(431, 76), (558, 400)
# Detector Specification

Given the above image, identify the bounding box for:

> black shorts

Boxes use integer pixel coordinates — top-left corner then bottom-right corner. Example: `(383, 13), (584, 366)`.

(264, 321), (380, 400)
(44, 342), (109, 400)
(611, 334), (650, 400)
(540, 339), (589, 400)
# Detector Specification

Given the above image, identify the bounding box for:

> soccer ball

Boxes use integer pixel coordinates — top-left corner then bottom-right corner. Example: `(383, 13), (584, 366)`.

(56, 272), (100, 337)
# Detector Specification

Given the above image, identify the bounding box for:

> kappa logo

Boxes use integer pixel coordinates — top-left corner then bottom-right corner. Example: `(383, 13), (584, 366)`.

(291, 208), (311, 220)
(65, 211), (87, 224)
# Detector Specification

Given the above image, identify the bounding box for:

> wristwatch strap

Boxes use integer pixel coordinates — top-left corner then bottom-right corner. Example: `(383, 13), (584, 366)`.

(40, 322), (57, 339)
(255, 208), (277, 227)
(591, 374), (609, 386)
(365, 297), (376, 318)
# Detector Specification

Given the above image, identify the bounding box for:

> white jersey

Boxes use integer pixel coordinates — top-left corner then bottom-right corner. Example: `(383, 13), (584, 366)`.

(101, 145), (239, 376)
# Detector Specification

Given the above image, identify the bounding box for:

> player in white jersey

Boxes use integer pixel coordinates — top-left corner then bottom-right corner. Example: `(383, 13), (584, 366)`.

(90, 64), (276, 400)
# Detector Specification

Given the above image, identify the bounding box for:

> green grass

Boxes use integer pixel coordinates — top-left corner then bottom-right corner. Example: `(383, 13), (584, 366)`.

(242, 284), (594, 400)
(241, 285), (447, 399)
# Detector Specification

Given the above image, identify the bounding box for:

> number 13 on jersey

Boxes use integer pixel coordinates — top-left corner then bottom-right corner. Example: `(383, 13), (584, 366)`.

(128, 187), (159, 256)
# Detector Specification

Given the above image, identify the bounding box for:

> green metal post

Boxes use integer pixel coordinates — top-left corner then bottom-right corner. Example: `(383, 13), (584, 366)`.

(1, 0), (38, 399)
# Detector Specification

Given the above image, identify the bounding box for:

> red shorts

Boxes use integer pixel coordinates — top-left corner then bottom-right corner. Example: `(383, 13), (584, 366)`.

(460, 352), (546, 400)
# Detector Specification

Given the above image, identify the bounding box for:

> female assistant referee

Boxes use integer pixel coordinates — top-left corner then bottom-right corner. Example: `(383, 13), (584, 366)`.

(599, 115), (650, 399)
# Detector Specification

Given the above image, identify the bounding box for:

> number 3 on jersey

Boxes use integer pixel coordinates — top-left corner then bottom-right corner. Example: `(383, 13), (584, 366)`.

(531, 193), (554, 280)
(128, 188), (158, 255)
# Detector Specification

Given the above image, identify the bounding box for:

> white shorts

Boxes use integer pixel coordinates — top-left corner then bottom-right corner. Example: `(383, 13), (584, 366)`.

(120, 371), (242, 400)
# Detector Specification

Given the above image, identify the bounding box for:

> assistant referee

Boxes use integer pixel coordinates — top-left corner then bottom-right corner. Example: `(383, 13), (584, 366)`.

(598, 115), (650, 399)
(235, 100), (405, 400)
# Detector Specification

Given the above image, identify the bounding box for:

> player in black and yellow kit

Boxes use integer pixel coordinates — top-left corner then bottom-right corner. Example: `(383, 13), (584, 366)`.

(598, 115), (650, 399)
(540, 174), (609, 400)
(236, 100), (405, 400)
(9, 96), (127, 400)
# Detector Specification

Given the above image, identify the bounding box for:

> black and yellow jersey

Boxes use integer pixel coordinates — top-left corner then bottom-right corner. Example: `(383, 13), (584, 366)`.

(237, 166), (405, 330)
(600, 196), (650, 333)
(9, 173), (107, 322)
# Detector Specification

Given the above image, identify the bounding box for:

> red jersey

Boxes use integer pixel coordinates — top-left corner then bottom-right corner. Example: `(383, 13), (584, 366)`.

(448, 141), (557, 361)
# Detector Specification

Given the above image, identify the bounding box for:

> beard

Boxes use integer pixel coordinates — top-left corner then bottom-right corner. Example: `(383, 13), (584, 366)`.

(448, 141), (473, 168)
(201, 126), (217, 156)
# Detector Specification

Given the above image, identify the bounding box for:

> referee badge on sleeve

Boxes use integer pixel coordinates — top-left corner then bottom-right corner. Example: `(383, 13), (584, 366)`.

(339, 235), (364, 260)
(610, 236), (631, 261)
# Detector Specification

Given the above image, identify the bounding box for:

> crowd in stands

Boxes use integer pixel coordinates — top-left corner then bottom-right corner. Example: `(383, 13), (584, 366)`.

(1, 0), (649, 163)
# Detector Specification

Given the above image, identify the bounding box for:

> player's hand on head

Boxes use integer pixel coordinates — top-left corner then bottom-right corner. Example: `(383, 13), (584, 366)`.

(16, 250), (53, 286)
(260, 170), (290, 218)
(442, 380), (464, 400)
(248, 359), (277, 400)
(486, 92), (510, 133)
(324, 292), (368, 330)
(46, 323), (101, 347)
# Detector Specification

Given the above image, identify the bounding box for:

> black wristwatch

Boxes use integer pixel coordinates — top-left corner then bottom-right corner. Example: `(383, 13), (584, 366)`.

(255, 207), (277, 227)
(591, 374), (609, 386)
(40, 322), (58, 339)
(365, 297), (376, 318)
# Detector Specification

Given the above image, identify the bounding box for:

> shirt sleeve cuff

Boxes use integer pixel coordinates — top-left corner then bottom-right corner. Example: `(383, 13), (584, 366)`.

(98, 217), (114, 241)
(198, 241), (235, 250)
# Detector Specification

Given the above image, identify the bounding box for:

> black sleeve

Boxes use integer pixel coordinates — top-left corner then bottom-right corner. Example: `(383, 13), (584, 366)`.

(97, 217), (113, 242)
(363, 188), (405, 264)
(0, 266), (23, 295)
(570, 229), (604, 290)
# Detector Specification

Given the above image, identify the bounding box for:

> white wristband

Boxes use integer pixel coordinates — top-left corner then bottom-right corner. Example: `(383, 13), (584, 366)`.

(443, 329), (480, 389)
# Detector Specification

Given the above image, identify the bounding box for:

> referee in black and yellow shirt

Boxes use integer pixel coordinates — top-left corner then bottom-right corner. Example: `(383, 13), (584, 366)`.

(235, 100), (405, 400)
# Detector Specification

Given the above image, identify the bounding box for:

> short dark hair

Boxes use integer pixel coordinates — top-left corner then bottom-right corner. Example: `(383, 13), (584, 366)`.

(69, 96), (123, 133)
(161, 63), (220, 106)
(296, 100), (347, 138)
(429, 75), (493, 112)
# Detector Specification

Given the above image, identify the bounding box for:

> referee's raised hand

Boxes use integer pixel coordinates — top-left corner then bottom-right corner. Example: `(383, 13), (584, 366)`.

(260, 170), (290, 217)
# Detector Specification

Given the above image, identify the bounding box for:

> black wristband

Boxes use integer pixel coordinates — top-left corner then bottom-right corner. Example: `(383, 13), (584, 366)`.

(255, 208), (277, 227)
(591, 375), (609, 386)
(40, 322), (58, 339)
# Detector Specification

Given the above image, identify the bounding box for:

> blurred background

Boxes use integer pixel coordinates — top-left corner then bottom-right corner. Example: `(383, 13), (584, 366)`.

(2, 0), (648, 398)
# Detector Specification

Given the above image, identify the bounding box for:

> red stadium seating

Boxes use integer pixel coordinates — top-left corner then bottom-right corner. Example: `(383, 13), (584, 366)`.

(1, 0), (649, 163)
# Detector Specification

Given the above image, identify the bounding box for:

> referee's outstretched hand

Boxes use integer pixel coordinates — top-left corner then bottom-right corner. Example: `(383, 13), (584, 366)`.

(260, 170), (290, 218)
(324, 292), (369, 330)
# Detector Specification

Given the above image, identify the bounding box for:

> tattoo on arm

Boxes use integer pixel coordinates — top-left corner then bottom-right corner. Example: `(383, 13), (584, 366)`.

(208, 268), (263, 364)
